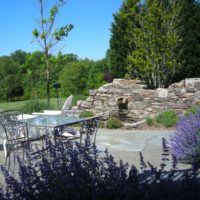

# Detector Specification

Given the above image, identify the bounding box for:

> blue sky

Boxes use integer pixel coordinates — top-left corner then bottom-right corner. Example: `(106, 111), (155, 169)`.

(0, 0), (123, 60)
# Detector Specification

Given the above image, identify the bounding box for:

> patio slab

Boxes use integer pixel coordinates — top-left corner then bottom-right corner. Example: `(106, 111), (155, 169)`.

(95, 129), (191, 170)
(0, 128), (191, 184)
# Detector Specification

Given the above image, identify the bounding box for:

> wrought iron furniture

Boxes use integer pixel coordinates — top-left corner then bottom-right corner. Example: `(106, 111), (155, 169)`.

(0, 110), (46, 169)
(0, 110), (101, 171)
(1, 120), (29, 167)
(21, 115), (102, 144)
(79, 116), (102, 144)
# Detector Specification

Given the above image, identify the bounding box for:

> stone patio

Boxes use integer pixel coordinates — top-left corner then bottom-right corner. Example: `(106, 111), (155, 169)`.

(0, 128), (191, 184)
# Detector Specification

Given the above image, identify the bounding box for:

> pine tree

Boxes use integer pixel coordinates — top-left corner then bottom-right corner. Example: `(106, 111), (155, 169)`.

(175, 0), (200, 81)
(109, 0), (141, 78)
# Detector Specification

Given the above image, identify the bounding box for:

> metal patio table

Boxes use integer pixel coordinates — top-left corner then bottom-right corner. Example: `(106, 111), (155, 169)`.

(21, 115), (101, 143)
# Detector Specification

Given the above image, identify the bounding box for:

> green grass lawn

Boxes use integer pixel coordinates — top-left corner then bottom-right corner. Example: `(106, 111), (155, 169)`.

(0, 98), (66, 111)
(0, 94), (87, 113)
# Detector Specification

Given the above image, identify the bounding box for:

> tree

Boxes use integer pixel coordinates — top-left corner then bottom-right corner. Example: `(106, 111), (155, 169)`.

(109, 0), (141, 78)
(50, 52), (79, 82)
(59, 61), (89, 96)
(24, 51), (46, 99)
(32, 0), (73, 106)
(10, 50), (27, 66)
(127, 0), (182, 88)
(87, 59), (108, 89)
(174, 0), (200, 81)
(0, 56), (23, 101)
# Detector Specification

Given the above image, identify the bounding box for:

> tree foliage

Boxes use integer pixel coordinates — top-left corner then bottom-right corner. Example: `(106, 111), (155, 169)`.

(127, 0), (182, 88)
(59, 61), (90, 96)
(23, 51), (46, 99)
(32, 0), (73, 105)
(87, 59), (108, 89)
(0, 50), (108, 103)
(109, 0), (141, 78)
(175, 0), (200, 81)
(110, 0), (200, 87)
(0, 56), (23, 101)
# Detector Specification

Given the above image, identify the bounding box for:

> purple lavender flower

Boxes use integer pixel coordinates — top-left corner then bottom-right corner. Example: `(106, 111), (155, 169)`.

(170, 108), (200, 162)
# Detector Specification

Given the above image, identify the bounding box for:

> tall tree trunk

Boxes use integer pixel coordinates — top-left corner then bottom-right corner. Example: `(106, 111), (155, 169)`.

(46, 55), (50, 107)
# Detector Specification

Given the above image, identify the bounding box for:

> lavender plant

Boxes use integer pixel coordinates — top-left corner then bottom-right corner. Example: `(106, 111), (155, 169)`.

(0, 138), (200, 200)
(170, 108), (200, 164)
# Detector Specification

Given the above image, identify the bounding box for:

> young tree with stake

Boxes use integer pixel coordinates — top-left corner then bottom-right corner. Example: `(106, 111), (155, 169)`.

(32, 0), (73, 105)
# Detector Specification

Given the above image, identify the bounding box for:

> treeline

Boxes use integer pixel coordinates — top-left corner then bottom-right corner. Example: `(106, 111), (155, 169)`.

(0, 50), (112, 102)
(1, 0), (200, 102)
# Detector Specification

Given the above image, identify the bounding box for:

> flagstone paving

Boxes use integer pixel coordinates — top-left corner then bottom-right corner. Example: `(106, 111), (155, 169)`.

(96, 129), (191, 170)
(0, 128), (191, 184)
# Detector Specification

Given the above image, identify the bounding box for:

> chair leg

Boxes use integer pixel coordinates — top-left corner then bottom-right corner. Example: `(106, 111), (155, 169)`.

(3, 139), (10, 168)
(3, 138), (8, 158)
(4, 154), (8, 166)
(12, 151), (16, 174)
(5, 151), (11, 171)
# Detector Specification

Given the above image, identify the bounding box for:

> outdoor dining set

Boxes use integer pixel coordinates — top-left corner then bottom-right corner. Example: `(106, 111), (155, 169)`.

(0, 109), (102, 170)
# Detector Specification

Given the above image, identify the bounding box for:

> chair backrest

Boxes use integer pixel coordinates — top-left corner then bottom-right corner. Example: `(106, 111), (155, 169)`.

(0, 110), (22, 122)
(61, 95), (73, 113)
(2, 120), (28, 143)
(0, 110), (28, 143)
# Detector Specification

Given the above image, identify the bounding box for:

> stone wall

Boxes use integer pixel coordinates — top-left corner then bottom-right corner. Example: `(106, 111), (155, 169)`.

(74, 78), (200, 122)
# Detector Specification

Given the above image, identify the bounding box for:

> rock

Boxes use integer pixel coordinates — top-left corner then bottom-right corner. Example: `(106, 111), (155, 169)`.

(76, 78), (200, 123)
(128, 102), (136, 109)
(113, 78), (141, 85)
(156, 88), (168, 98)
(195, 91), (200, 98)
(185, 78), (200, 92)
(192, 99), (200, 105)
(182, 93), (194, 98)
(102, 111), (110, 119)
(146, 107), (153, 112)
(94, 101), (103, 106)
(102, 83), (115, 89)
(124, 120), (146, 128)
(170, 80), (185, 88)
(107, 101), (117, 107)
(86, 97), (93, 101)
(107, 88), (124, 94)
(140, 90), (155, 97)
(76, 100), (83, 107)
(98, 87), (108, 93)
(132, 94), (144, 101)
(89, 89), (97, 96)
(174, 87), (186, 96)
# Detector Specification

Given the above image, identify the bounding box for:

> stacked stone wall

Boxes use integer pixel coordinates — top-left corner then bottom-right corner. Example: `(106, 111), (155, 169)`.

(74, 78), (200, 122)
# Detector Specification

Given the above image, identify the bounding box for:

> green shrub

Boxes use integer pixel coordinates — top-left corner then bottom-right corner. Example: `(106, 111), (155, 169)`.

(99, 121), (105, 128)
(156, 110), (178, 127)
(80, 111), (94, 118)
(146, 116), (154, 126)
(106, 117), (123, 129)
(184, 105), (200, 116)
(22, 100), (54, 114)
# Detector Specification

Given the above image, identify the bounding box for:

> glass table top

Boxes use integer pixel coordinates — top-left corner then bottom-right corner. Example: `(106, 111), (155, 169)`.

(21, 115), (86, 128)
